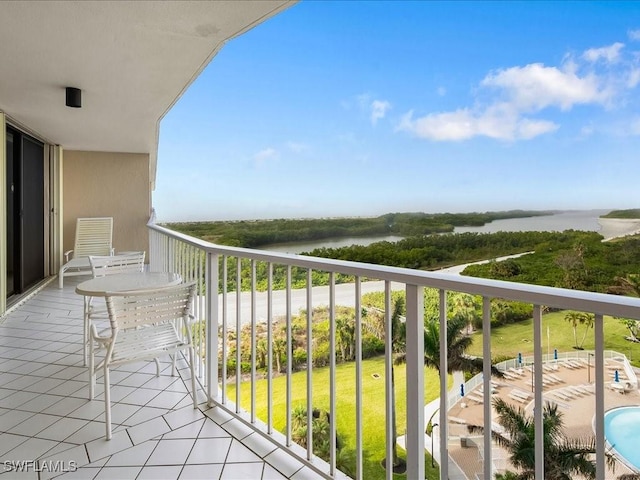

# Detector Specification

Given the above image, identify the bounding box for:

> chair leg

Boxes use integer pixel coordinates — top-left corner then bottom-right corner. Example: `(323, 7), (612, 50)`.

(104, 365), (112, 440)
(171, 354), (177, 377)
(189, 347), (197, 409)
(153, 358), (161, 377)
(83, 296), (90, 366)
(89, 338), (95, 400)
(58, 267), (65, 289)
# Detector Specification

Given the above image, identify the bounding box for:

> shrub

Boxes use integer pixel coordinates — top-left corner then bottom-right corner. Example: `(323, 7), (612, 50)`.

(362, 335), (385, 358)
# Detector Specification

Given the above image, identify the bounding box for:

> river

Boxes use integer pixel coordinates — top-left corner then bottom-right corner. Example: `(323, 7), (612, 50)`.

(262, 210), (640, 254)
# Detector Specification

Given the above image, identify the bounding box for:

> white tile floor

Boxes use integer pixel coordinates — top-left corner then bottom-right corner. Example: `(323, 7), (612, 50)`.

(0, 278), (327, 480)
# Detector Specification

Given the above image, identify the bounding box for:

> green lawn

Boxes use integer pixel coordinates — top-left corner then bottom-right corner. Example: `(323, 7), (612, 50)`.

(466, 310), (640, 367)
(227, 356), (448, 480)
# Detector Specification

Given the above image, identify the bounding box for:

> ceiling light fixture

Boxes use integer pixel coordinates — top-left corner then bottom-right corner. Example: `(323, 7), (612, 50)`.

(65, 87), (82, 108)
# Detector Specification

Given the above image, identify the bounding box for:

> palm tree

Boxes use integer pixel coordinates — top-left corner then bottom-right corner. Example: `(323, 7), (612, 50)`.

(467, 397), (615, 480)
(367, 297), (407, 473)
(452, 293), (477, 333)
(290, 405), (355, 476)
(421, 313), (503, 377)
(335, 315), (355, 361)
(564, 311), (593, 350)
(272, 336), (287, 373)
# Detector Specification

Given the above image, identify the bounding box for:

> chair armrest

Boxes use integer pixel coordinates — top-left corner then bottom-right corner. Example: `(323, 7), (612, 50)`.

(64, 250), (74, 261)
(90, 323), (113, 345)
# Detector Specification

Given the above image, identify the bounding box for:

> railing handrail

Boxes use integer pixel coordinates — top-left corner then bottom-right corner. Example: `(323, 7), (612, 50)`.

(147, 222), (640, 319)
(148, 218), (640, 480)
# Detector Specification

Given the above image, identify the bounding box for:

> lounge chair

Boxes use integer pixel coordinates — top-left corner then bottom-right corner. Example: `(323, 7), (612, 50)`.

(58, 217), (114, 288)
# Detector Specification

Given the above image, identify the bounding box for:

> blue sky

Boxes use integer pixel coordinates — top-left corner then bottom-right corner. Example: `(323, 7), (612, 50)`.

(155, 1), (640, 222)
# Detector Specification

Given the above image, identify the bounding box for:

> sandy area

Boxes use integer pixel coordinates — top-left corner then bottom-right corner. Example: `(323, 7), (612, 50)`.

(598, 217), (640, 241)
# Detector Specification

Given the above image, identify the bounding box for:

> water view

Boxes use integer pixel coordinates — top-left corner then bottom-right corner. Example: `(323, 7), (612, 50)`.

(263, 209), (640, 254)
(263, 235), (405, 254)
(454, 209), (609, 235)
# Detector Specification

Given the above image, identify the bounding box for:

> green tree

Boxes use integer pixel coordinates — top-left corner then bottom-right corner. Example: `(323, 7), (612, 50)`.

(421, 314), (502, 377)
(610, 274), (640, 296)
(564, 311), (594, 350)
(387, 297), (407, 473)
(272, 336), (287, 373)
(554, 244), (588, 290)
(467, 398), (615, 479)
(619, 318), (640, 343)
(290, 405), (354, 477)
(335, 315), (355, 361)
(451, 293), (478, 334)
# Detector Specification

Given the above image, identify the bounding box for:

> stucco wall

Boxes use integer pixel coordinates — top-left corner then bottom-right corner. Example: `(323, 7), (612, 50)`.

(63, 151), (150, 258)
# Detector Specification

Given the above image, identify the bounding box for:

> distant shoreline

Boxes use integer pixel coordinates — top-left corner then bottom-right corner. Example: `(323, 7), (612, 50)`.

(598, 217), (640, 241)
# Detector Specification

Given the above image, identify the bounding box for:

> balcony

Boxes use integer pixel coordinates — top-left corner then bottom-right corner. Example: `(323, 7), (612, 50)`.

(1, 221), (639, 480)
(0, 276), (326, 480)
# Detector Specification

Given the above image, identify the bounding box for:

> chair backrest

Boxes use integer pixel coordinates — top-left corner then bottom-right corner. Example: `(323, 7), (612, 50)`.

(105, 282), (195, 332)
(89, 252), (146, 278)
(73, 217), (113, 258)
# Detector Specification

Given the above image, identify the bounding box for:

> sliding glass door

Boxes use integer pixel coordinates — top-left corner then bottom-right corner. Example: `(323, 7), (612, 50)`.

(5, 125), (45, 298)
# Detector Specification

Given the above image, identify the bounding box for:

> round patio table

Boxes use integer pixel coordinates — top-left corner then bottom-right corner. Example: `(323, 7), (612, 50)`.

(75, 271), (182, 297)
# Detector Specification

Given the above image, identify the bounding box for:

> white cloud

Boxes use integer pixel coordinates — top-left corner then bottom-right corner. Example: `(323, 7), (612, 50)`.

(397, 39), (637, 143)
(631, 118), (640, 135)
(396, 107), (557, 141)
(629, 29), (640, 41)
(481, 63), (609, 111)
(286, 141), (308, 153)
(354, 93), (392, 125)
(583, 42), (625, 63)
(580, 124), (595, 137)
(370, 99), (391, 125)
(516, 118), (559, 139)
(627, 67), (640, 88)
(356, 93), (371, 109)
(254, 148), (278, 164)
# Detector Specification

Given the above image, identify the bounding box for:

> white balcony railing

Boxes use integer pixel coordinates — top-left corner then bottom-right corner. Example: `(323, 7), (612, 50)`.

(147, 219), (640, 480)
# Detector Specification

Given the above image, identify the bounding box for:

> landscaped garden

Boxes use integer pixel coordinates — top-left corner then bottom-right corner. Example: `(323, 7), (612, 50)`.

(226, 356), (447, 480)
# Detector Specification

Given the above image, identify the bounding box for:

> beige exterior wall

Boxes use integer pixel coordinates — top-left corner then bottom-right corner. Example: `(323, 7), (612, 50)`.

(63, 151), (151, 258)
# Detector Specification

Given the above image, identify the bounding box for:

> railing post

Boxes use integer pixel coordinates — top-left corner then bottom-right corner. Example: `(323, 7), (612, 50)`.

(206, 252), (219, 405)
(482, 297), (492, 480)
(533, 305), (544, 480)
(438, 289), (449, 480)
(594, 314), (605, 480)
(405, 284), (424, 480)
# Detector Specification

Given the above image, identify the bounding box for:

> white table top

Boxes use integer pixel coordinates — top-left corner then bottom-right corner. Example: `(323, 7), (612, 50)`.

(75, 272), (182, 297)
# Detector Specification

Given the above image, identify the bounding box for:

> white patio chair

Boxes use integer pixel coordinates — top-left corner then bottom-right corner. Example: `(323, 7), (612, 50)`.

(89, 251), (144, 276)
(58, 217), (114, 288)
(81, 252), (146, 364)
(89, 282), (199, 440)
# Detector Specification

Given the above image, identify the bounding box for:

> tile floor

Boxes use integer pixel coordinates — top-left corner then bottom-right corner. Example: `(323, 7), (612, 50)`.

(0, 278), (328, 480)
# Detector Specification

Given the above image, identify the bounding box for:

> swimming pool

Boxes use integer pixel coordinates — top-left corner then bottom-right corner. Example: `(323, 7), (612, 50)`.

(604, 407), (640, 472)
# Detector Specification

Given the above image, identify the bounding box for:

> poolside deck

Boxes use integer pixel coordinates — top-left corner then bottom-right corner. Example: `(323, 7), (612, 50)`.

(446, 359), (640, 479)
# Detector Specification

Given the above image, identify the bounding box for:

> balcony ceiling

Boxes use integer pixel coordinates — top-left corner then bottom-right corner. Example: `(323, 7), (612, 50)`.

(0, 0), (294, 182)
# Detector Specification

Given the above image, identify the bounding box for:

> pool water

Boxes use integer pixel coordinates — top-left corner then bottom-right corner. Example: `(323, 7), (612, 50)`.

(604, 407), (640, 471)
